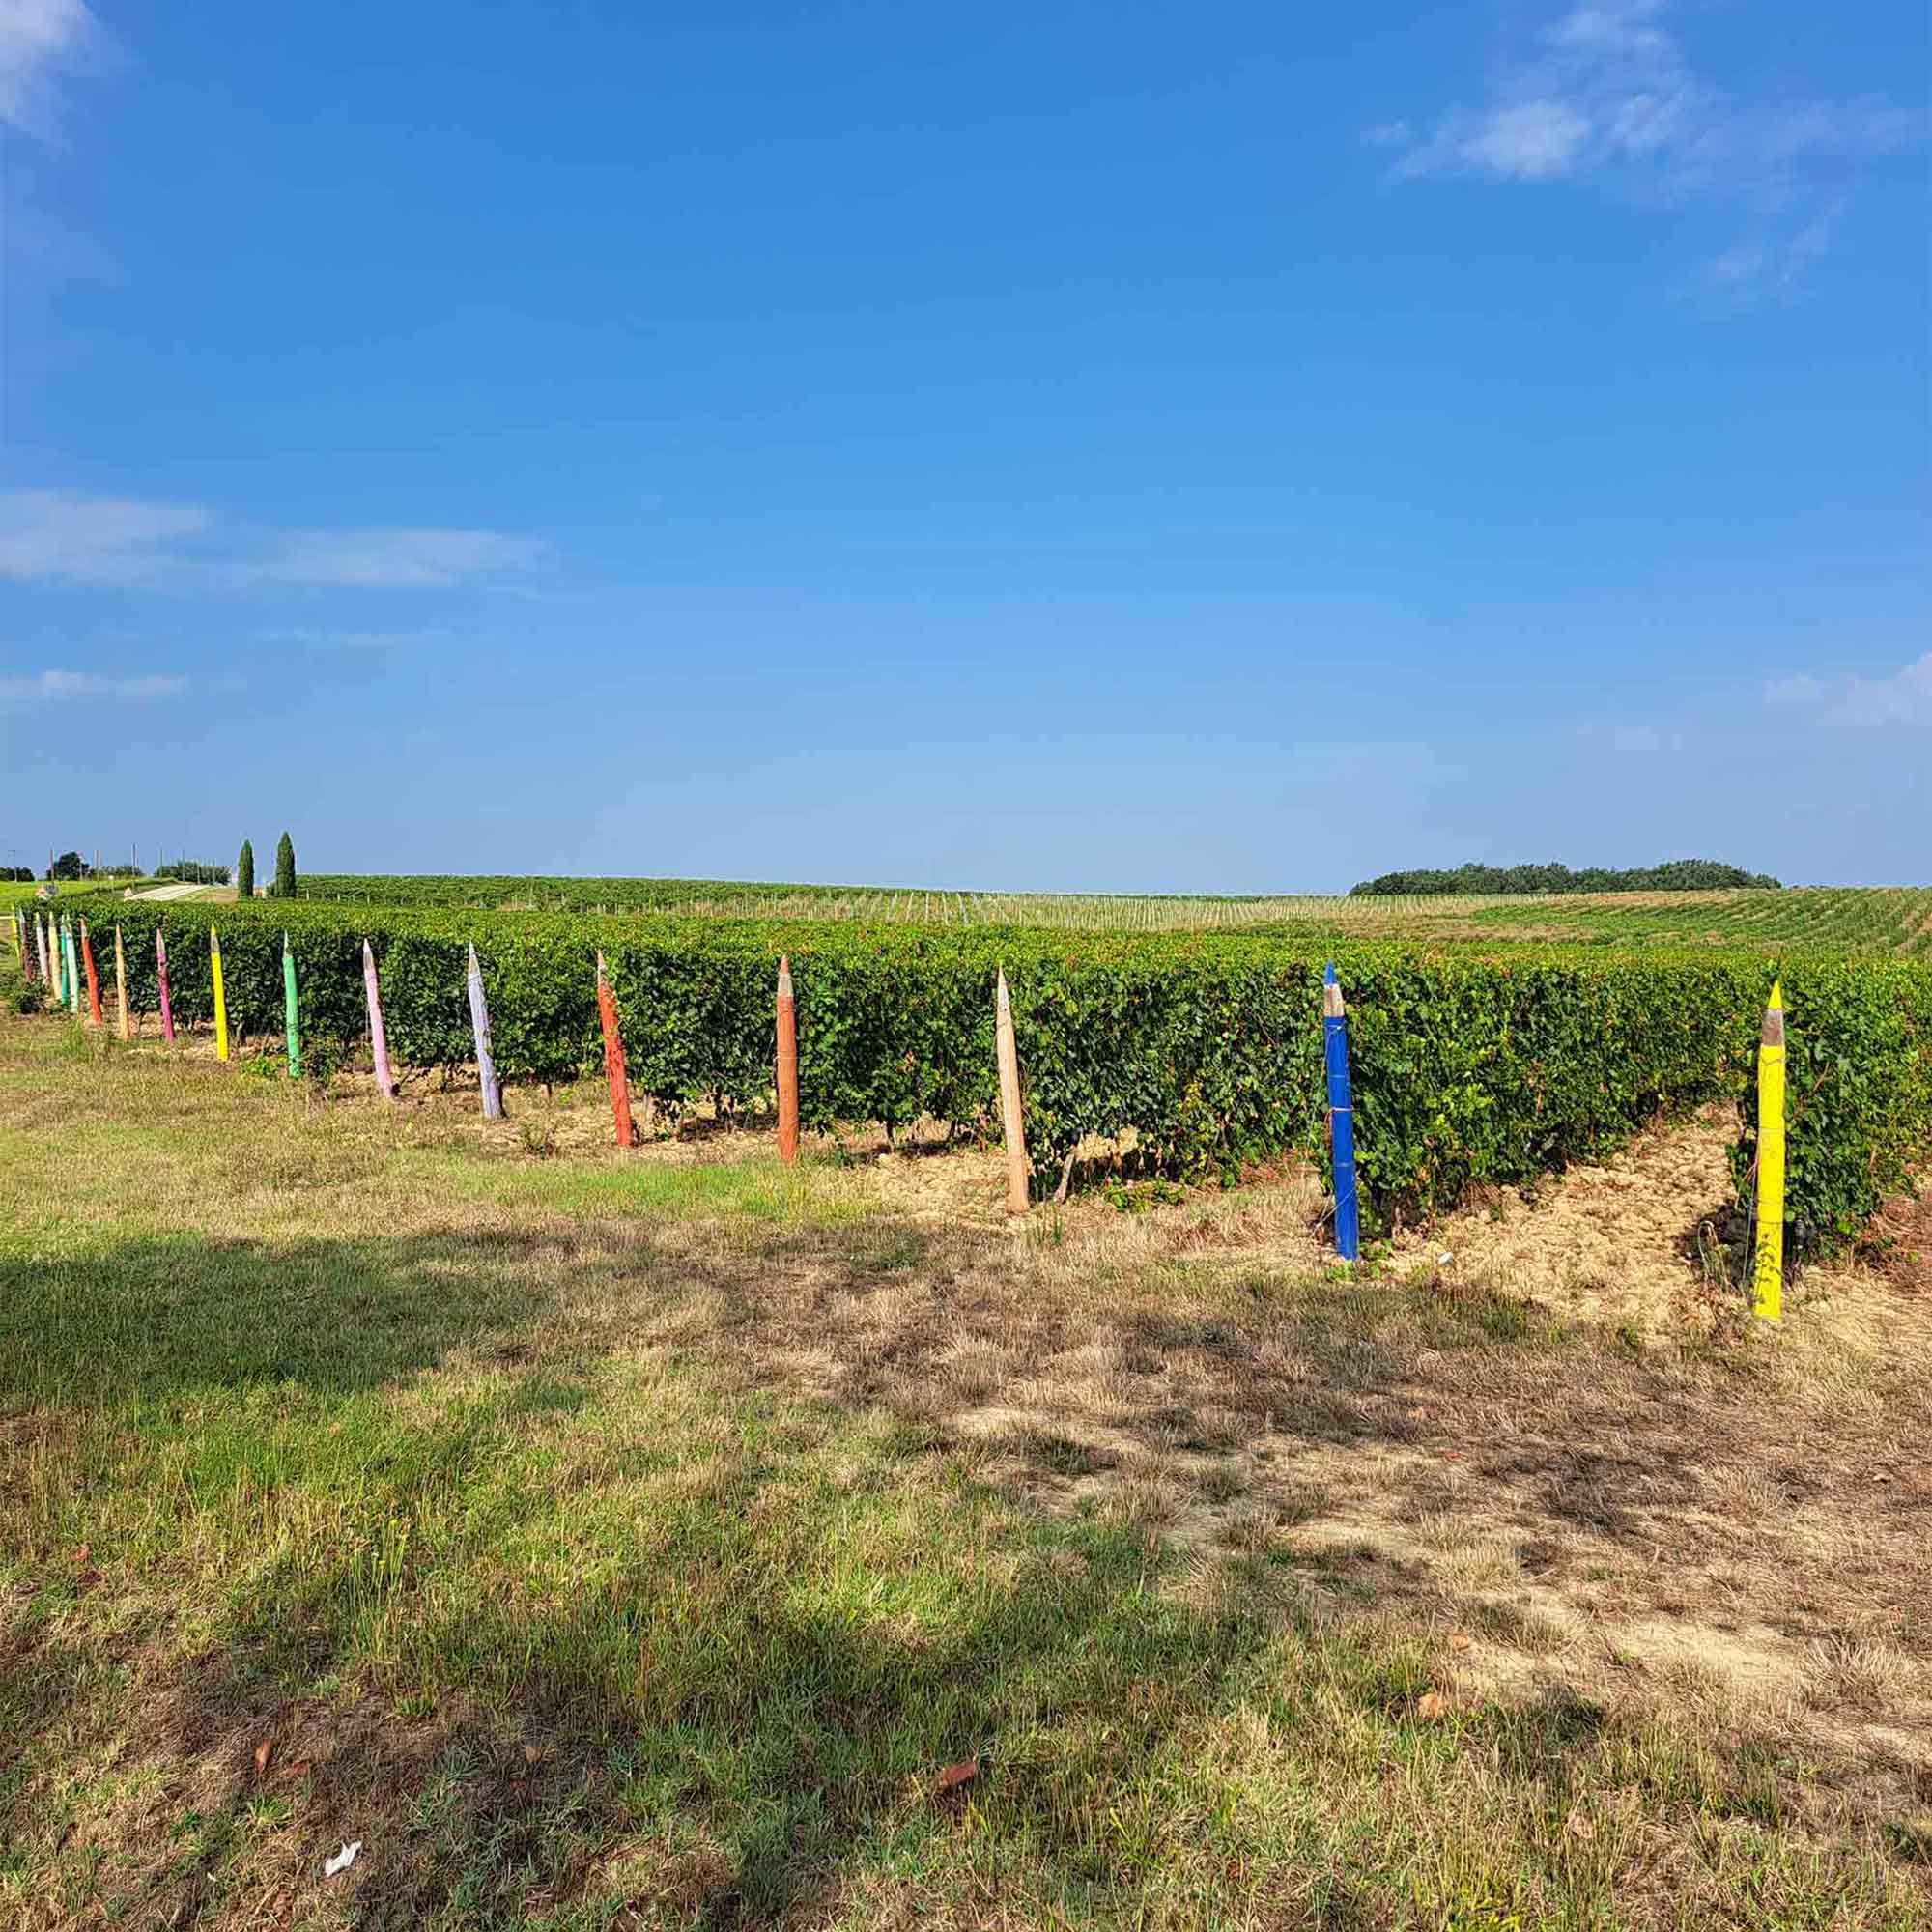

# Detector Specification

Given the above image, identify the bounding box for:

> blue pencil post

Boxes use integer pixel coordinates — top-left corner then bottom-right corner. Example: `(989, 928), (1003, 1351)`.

(466, 941), (503, 1120)
(1322, 962), (1360, 1262)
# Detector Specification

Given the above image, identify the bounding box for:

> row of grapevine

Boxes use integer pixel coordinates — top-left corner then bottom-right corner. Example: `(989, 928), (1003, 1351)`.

(45, 891), (1932, 1259)
(288, 876), (1932, 952)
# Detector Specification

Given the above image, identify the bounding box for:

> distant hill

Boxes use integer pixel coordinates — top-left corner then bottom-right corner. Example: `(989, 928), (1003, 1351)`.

(1348, 860), (1782, 897)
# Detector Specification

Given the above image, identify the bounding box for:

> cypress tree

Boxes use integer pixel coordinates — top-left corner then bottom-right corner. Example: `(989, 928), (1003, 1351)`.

(272, 832), (297, 900)
(236, 839), (255, 898)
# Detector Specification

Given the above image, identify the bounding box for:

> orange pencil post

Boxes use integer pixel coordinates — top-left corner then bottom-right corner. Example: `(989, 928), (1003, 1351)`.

(995, 968), (1030, 1214)
(775, 955), (799, 1164)
(80, 921), (103, 1027)
(594, 951), (636, 1149)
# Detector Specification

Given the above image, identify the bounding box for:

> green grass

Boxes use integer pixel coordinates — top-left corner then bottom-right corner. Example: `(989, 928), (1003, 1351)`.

(0, 1004), (1923, 1929)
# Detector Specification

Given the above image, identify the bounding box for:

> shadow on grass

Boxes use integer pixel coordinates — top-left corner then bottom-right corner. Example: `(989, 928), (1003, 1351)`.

(0, 1216), (1916, 1927)
(0, 1231), (561, 1404)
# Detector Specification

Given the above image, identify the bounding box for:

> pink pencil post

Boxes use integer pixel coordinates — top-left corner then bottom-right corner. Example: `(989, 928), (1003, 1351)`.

(156, 926), (176, 1043)
(362, 939), (396, 1099)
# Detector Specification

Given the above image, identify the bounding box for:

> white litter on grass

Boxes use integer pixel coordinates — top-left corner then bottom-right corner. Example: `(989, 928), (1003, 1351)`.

(323, 1841), (362, 1879)
(1437, 1252), (1454, 1265)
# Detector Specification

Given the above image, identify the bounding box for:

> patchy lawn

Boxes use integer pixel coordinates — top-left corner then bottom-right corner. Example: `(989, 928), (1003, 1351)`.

(0, 1001), (1926, 1930)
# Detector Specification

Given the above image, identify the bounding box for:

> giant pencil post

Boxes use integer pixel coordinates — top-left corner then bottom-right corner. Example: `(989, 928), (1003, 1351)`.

(39, 915), (51, 986)
(467, 942), (502, 1119)
(282, 932), (300, 1077)
(156, 926), (176, 1043)
(80, 921), (103, 1027)
(995, 968), (1030, 1214)
(775, 954), (799, 1163)
(64, 920), (80, 1014)
(1323, 962), (1360, 1262)
(114, 925), (129, 1039)
(1751, 980), (1785, 1323)
(595, 951), (636, 1148)
(362, 939), (395, 1099)
(210, 927), (230, 1061)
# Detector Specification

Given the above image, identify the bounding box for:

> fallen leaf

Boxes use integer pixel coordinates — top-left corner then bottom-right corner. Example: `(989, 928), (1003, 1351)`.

(522, 1744), (540, 1767)
(1565, 1810), (1596, 1842)
(323, 1840), (362, 1879)
(1440, 1452), (1461, 1463)
(936, 1756), (979, 1794)
(279, 1759), (312, 1782)
(253, 1739), (273, 1778)
(1447, 1634), (1472, 1652)
(1416, 1691), (1451, 1720)
(73, 1544), (91, 1567)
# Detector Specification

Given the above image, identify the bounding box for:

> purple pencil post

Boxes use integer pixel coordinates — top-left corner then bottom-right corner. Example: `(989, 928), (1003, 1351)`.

(467, 942), (503, 1120)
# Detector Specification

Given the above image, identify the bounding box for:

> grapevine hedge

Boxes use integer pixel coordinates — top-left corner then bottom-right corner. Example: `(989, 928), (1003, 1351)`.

(68, 892), (1932, 1256)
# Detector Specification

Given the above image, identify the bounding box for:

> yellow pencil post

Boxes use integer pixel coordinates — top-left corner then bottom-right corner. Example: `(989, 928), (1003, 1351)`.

(1751, 980), (1784, 1323)
(211, 926), (230, 1063)
(114, 925), (130, 1040)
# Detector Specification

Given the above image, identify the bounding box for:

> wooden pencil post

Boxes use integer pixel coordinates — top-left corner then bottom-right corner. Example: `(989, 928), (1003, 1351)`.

(995, 968), (1030, 1214)
(595, 951), (636, 1149)
(156, 926), (176, 1044)
(362, 939), (396, 1099)
(467, 942), (503, 1120)
(1751, 980), (1785, 1323)
(64, 920), (80, 1015)
(775, 955), (799, 1164)
(114, 925), (129, 1039)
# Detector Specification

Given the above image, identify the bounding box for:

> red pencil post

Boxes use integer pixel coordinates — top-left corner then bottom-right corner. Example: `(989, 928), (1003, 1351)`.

(594, 952), (636, 1149)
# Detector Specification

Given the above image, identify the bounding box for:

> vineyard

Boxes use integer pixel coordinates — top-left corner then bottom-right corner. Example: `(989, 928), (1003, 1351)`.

(37, 886), (1932, 1264)
(287, 875), (1932, 954)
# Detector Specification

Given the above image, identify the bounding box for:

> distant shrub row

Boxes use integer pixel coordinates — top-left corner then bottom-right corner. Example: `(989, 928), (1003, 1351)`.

(1350, 860), (1782, 897)
(63, 895), (1928, 1261)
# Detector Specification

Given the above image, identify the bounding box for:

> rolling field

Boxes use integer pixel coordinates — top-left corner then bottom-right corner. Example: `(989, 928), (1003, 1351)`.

(292, 876), (1932, 954)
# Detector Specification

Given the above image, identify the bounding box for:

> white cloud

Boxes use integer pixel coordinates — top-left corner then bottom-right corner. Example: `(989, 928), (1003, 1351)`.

(0, 491), (212, 587)
(0, 0), (101, 140)
(251, 529), (545, 589)
(0, 490), (544, 592)
(0, 668), (185, 702)
(1378, 1), (1916, 293)
(256, 624), (452, 649)
(1766, 655), (1932, 727)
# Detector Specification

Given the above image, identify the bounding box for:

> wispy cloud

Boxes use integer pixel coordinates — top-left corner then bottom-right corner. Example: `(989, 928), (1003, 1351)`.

(1376, 0), (1915, 297)
(0, 492), (212, 587)
(250, 530), (544, 589)
(0, 668), (186, 702)
(0, 0), (103, 141)
(0, 490), (545, 592)
(1766, 654), (1932, 727)
(256, 625), (453, 649)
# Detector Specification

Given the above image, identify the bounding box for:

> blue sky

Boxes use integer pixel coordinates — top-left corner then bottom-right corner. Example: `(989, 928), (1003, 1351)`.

(1, 0), (1924, 888)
